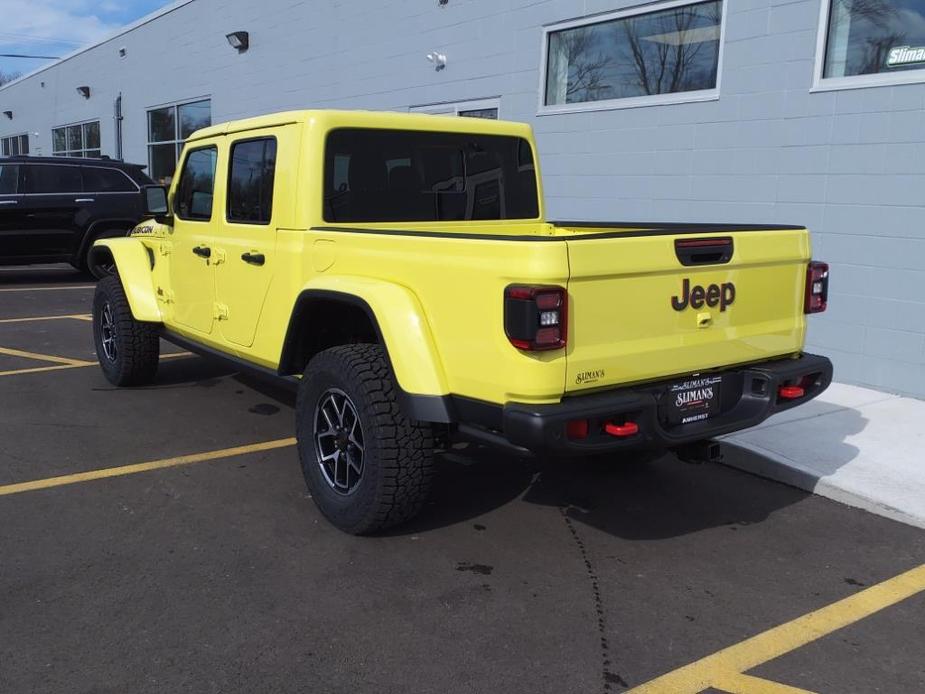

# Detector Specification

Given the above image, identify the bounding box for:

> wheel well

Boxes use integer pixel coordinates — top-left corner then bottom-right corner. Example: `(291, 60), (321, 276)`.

(279, 296), (380, 375)
(79, 222), (134, 261)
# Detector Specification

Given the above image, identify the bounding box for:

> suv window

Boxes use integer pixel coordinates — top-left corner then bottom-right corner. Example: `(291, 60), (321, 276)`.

(323, 128), (539, 223)
(82, 166), (137, 193)
(21, 164), (82, 194)
(227, 137), (277, 224)
(0, 164), (17, 194)
(175, 146), (217, 220)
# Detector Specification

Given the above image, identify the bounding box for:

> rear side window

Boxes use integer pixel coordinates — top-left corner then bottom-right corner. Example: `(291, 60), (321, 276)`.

(323, 128), (539, 223)
(21, 165), (82, 194)
(175, 146), (217, 220)
(227, 137), (277, 224)
(82, 167), (137, 193)
(0, 164), (17, 194)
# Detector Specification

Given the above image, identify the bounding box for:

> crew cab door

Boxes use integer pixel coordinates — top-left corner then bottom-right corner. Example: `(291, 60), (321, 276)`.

(213, 130), (288, 347)
(168, 145), (219, 334)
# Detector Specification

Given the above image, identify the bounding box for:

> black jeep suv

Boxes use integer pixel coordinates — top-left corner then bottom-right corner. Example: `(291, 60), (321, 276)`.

(0, 156), (153, 277)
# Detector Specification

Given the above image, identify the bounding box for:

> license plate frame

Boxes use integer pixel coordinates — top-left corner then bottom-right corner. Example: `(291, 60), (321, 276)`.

(663, 375), (723, 425)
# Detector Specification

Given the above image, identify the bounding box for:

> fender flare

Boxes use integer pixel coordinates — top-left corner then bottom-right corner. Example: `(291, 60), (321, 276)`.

(76, 218), (138, 262)
(280, 276), (451, 420)
(89, 238), (162, 323)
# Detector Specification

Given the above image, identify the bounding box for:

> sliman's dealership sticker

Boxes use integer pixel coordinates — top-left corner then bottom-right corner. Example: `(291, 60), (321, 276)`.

(887, 46), (925, 67)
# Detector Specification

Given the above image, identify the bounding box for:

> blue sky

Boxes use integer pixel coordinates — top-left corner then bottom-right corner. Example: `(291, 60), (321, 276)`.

(0, 0), (173, 80)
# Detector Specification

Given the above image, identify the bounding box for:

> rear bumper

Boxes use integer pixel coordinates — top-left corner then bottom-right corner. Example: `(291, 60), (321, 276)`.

(500, 353), (832, 455)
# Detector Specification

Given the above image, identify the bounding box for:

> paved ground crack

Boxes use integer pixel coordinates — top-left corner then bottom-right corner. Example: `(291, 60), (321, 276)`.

(560, 507), (627, 692)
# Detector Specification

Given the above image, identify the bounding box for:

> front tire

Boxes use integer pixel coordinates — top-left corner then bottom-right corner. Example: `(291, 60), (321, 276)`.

(296, 344), (435, 535)
(92, 276), (160, 386)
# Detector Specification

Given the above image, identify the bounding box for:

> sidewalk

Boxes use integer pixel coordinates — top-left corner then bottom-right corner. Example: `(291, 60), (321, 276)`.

(721, 382), (925, 530)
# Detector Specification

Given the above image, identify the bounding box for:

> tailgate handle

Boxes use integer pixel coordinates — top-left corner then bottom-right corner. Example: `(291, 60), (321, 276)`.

(675, 237), (733, 266)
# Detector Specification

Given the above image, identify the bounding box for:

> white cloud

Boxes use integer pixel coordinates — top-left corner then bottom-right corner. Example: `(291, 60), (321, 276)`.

(0, 0), (123, 49)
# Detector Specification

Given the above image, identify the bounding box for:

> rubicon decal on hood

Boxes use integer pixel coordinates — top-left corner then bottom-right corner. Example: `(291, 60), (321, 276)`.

(671, 279), (735, 312)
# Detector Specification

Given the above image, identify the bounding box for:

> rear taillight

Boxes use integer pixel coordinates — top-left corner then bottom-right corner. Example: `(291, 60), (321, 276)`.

(805, 261), (829, 314)
(504, 285), (567, 351)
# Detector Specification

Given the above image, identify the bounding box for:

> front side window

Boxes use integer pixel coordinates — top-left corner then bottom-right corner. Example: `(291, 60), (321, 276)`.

(21, 165), (82, 194)
(82, 167), (137, 193)
(147, 99), (212, 185)
(544, 0), (723, 109)
(51, 121), (100, 158)
(175, 146), (217, 221)
(323, 128), (539, 223)
(823, 0), (925, 79)
(0, 164), (18, 194)
(228, 138), (277, 224)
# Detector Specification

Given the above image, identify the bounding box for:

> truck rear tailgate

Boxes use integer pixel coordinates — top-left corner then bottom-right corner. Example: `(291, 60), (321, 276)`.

(562, 225), (810, 394)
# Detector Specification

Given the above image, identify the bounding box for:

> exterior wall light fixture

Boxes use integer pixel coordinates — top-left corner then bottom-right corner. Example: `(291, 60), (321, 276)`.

(2, 111), (11, 120)
(76, 86), (91, 99)
(226, 31), (249, 53)
(426, 51), (447, 71)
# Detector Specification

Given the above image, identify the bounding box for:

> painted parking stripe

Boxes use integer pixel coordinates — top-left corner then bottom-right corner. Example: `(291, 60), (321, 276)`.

(0, 313), (92, 324)
(0, 285), (95, 292)
(0, 351), (193, 377)
(627, 563), (925, 693)
(0, 345), (92, 366)
(0, 437), (297, 497)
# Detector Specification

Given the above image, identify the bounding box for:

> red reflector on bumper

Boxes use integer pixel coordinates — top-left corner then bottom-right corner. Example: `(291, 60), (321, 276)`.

(566, 419), (589, 440)
(778, 385), (805, 400)
(604, 421), (639, 437)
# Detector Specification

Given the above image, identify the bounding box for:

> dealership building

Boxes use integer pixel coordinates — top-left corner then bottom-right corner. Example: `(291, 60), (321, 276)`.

(1, 0), (924, 397)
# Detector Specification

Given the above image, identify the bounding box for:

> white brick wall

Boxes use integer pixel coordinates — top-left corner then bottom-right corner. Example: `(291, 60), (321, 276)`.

(1, 0), (923, 396)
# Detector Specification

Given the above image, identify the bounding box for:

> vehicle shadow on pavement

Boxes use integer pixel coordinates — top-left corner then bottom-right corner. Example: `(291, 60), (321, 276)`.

(390, 445), (812, 541)
(0, 265), (90, 285)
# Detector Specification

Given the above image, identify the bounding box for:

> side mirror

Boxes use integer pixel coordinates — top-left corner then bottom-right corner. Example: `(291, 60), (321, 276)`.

(142, 185), (171, 221)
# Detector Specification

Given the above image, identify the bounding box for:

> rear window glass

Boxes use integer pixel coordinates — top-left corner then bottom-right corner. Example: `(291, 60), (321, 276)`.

(323, 128), (539, 223)
(82, 167), (137, 193)
(21, 165), (82, 194)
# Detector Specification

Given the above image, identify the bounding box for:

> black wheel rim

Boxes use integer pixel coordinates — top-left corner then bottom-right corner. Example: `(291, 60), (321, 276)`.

(313, 388), (364, 495)
(99, 302), (117, 362)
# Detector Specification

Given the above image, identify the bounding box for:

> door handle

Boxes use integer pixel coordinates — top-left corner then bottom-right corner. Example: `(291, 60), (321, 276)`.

(192, 245), (211, 258)
(0, 200), (17, 205)
(74, 198), (95, 203)
(241, 252), (265, 266)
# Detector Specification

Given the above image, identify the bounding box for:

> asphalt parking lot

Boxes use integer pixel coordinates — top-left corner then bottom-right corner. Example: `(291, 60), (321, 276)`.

(1, 266), (924, 694)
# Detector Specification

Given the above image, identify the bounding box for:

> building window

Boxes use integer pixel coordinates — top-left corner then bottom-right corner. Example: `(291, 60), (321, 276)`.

(410, 97), (500, 119)
(147, 98), (211, 185)
(816, 0), (925, 89)
(1, 134), (29, 157)
(227, 138), (277, 224)
(51, 121), (100, 158)
(541, 0), (724, 113)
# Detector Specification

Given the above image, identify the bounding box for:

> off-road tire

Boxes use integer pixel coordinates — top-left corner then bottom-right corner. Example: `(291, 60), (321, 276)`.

(296, 344), (435, 535)
(92, 275), (160, 386)
(81, 229), (127, 278)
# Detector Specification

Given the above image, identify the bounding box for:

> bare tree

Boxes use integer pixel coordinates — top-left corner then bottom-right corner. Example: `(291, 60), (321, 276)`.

(556, 28), (613, 103)
(621, 2), (720, 96)
(0, 69), (22, 87)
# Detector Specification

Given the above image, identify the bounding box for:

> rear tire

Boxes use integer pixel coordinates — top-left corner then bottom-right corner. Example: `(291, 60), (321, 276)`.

(296, 344), (435, 535)
(82, 230), (128, 279)
(92, 276), (160, 386)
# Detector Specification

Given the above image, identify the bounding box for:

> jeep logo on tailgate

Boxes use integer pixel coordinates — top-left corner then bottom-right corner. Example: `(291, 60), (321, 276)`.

(671, 279), (735, 312)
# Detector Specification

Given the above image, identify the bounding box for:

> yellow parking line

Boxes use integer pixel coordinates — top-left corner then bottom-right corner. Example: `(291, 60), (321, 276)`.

(627, 563), (925, 693)
(0, 351), (193, 377)
(0, 285), (95, 292)
(0, 345), (92, 366)
(711, 673), (817, 693)
(0, 437), (297, 497)
(0, 313), (92, 324)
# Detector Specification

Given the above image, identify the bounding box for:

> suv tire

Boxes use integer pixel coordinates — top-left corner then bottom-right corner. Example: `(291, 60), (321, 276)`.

(80, 229), (127, 279)
(296, 344), (434, 535)
(92, 276), (160, 386)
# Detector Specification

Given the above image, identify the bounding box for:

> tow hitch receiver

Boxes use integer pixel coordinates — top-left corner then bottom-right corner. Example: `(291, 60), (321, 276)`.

(674, 439), (723, 464)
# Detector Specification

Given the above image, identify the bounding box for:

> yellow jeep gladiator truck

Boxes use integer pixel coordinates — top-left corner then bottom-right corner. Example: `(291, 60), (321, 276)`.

(90, 110), (832, 534)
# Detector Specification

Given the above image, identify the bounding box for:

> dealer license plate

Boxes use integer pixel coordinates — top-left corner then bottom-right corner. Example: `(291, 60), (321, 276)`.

(664, 375), (723, 425)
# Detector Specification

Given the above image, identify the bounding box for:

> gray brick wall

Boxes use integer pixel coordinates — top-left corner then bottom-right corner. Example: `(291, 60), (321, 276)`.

(1, 0), (923, 396)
